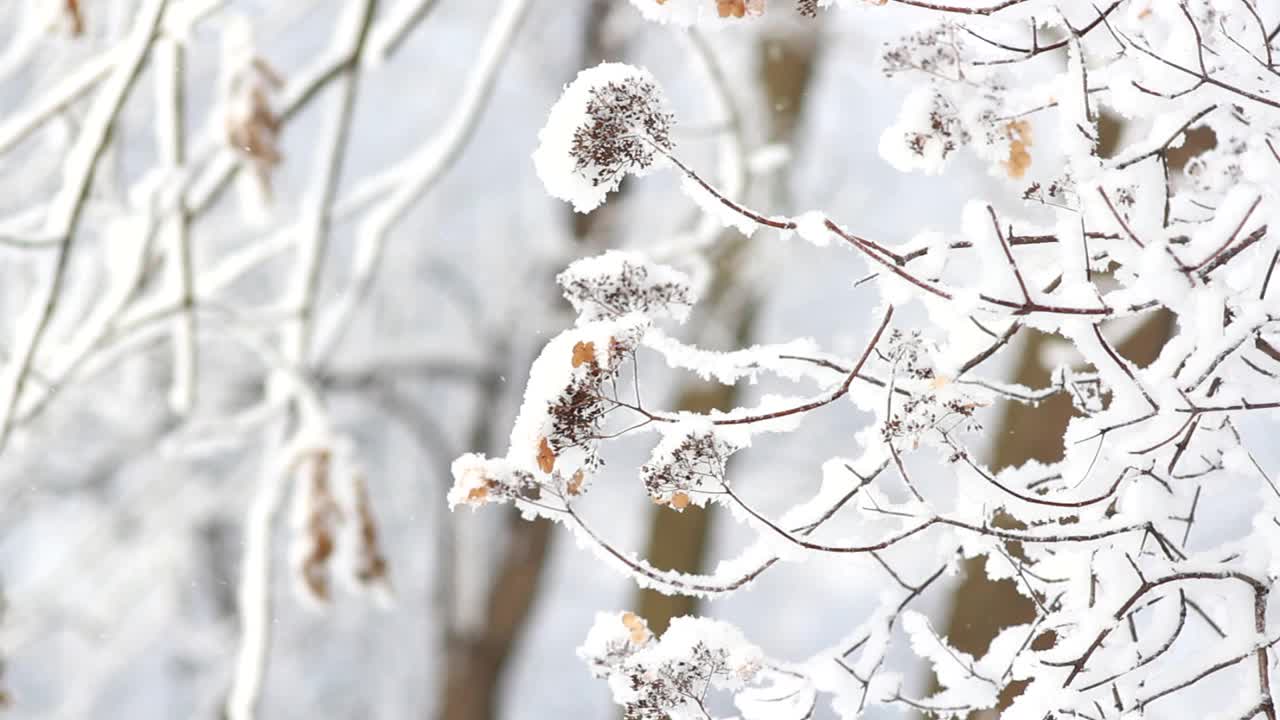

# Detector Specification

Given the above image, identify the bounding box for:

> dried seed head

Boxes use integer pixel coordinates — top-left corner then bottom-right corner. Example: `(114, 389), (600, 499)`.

(535, 63), (675, 212)
(289, 450), (341, 605)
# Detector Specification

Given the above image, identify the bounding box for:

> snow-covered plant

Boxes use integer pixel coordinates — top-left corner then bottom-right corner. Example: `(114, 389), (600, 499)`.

(456, 1), (1280, 718)
(580, 612), (765, 720)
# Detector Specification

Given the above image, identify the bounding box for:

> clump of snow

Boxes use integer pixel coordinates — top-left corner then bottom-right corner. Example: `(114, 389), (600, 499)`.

(533, 62), (674, 213)
(794, 211), (832, 247)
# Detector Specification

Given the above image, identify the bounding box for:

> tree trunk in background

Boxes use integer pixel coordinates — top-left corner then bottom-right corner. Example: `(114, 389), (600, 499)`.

(436, 332), (560, 720)
(631, 27), (820, 636)
(630, 301), (756, 636)
(435, 5), (621, 718)
(932, 112), (1207, 717)
(939, 316), (1173, 717)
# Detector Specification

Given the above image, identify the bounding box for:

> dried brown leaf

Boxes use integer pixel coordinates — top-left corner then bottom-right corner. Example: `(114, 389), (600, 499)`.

(537, 436), (556, 473)
(572, 340), (596, 368)
(1004, 120), (1033, 179)
(621, 611), (650, 644)
(66, 0), (84, 35)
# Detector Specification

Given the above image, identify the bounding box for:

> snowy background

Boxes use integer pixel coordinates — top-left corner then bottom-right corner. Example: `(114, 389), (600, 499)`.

(0, 1), (1275, 719)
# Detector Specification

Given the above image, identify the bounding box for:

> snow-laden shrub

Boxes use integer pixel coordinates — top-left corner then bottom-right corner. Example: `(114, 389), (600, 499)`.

(456, 2), (1280, 717)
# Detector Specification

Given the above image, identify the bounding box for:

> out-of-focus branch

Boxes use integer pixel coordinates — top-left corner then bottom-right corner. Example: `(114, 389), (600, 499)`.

(0, 0), (169, 453)
(368, 0), (443, 60)
(312, 0), (532, 363)
(0, 49), (116, 157)
(155, 34), (197, 413)
(226, 1), (378, 718)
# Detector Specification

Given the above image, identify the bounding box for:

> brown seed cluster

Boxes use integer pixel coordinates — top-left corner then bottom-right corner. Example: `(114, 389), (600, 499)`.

(545, 335), (631, 473)
(296, 450), (341, 603)
(907, 91), (968, 162)
(226, 58), (284, 196)
(570, 77), (674, 190)
(290, 448), (392, 604)
(640, 430), (735, 510)
(348, 474), (390, 590)
(882, 24), (965, 80)
(558, 257), (692, 322)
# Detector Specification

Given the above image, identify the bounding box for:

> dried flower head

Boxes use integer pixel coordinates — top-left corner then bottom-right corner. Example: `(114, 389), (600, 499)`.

(879, 87), (970, 174)
(641, 426), (737, 508)
(449, 454), (542, 509)
(224, 57), (284, 195)
(879, 330), (984, 451)
(580, 615), (763, 720)
(345, 474), (391, 592)
(535, 63), (674, 212)
(557, 251), (695, 323)
(881, 23), (965, 80)
(289, 450), (341, 604)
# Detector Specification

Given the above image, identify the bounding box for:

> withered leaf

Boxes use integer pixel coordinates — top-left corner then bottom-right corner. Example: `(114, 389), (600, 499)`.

(567, 469), (585, 496)
(467, 483), (490, 503)
(670, 492), (691, 510)
(571, 340), (596, 368)
(66, 0), (84, 35)
(717, 0), (746, 17)
(621, 611), (649, 644)
(1004, 120), (1033, 179)
(537, 436), (556, 473)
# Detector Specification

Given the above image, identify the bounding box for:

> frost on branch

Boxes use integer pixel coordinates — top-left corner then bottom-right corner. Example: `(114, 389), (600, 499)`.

(580, 612), (764, 720)
(534, 63), (675, 213)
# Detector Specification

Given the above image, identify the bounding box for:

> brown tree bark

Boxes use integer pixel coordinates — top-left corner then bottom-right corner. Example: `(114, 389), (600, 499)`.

(436, 509), (555, 720)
